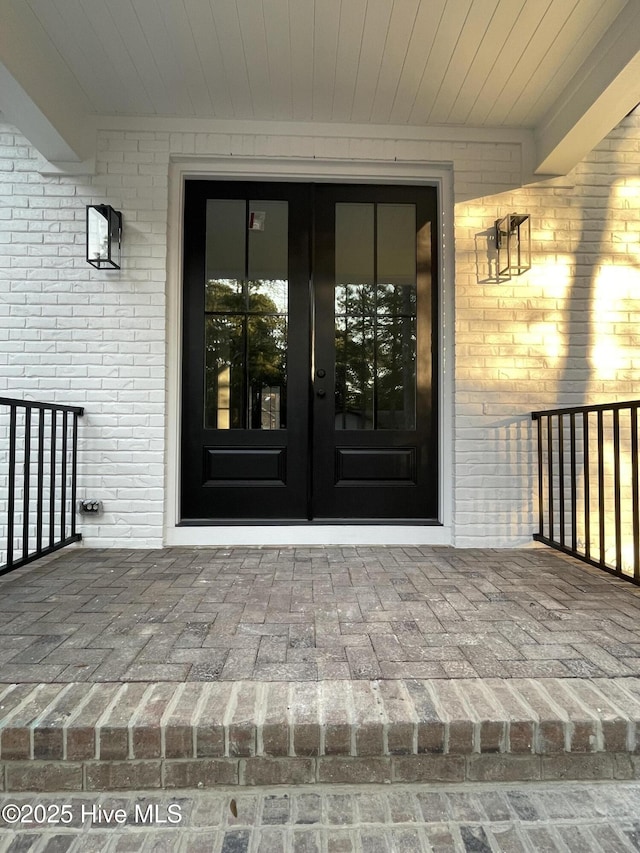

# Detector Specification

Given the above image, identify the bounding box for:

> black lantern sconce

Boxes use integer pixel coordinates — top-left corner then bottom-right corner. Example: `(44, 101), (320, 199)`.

(495, 213), (530, 281)
(86, 205), (122, 269)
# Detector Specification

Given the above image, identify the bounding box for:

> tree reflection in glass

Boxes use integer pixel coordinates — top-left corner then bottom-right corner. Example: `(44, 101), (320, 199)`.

(204, 279), (287, 430)
(334, 202), (417, 431)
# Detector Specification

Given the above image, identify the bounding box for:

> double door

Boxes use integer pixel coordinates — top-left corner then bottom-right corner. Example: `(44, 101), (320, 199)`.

(181, 181), (438, 522)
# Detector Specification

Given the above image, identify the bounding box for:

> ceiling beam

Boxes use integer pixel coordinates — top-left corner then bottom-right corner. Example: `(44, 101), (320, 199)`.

(0, 0), (92, 164)
(534, 1), (640, 176)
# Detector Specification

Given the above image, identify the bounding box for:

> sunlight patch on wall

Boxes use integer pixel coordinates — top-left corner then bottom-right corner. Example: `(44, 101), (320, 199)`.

(590, 265), (639, 380)
(591, 341), (623, 381)
(528, 255), (573, 299)
(521, 256), (573, 367)
(611, 179), (640, 200)
(518, 322), (564, 367)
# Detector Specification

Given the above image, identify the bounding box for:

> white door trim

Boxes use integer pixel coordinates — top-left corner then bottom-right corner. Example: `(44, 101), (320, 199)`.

(164, 157), (455, 546)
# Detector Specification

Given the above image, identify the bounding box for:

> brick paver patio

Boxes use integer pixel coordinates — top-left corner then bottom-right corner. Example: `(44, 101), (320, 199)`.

(4, 545), (640, 793)
(0, 545), (638, 683)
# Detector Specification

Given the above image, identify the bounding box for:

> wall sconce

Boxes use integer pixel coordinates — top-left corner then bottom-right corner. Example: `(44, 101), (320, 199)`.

(86, 205), (122, 269)
(495, 213), (530, 280)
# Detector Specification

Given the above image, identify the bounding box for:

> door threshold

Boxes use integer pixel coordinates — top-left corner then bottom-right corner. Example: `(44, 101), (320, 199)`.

(178, 518), (441, 526)
(165, 525), (452, 547)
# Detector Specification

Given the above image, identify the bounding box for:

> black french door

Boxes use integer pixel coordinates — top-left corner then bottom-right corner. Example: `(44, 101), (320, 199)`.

(181, 181), (438, 523)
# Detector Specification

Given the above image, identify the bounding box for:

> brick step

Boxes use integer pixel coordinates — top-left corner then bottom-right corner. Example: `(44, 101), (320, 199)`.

(2, 678), (640, 792)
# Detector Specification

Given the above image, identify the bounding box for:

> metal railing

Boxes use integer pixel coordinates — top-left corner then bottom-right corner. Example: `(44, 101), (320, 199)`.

(532, 400), (640, 584)
(0, 397), (84, 576)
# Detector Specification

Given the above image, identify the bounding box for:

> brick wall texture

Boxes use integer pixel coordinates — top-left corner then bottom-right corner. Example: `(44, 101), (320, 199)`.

(1, 110), (638, 547)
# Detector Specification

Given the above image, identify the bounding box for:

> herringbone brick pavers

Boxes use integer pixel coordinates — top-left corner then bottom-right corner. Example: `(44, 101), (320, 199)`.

(0, 546), (639, 682)
(3, 547), (640, 791)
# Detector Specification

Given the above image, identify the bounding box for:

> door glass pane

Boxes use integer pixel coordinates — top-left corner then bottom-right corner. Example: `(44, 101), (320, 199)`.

(335, 204), (375, 429)
(204, 316), (243, 429)
(248, 200), (288, 314)
(248, 313), (287, 429)
(335, 315), (374, 429)
(248, 199), (287, 429)
(204, 198), (288, 430)
(377, 204), (416, 286)
(376, 204), (417, 430)
(376, 316), (416, 429)
(334, 202), (417, 430)
(205, 200), (245, 311)
(334, 203), (374, 313)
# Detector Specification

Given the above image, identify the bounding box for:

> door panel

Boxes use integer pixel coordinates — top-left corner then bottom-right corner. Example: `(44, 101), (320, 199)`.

(312, 184), (437, 520)
(181, 182), (310, 521)
(335, 447), (417, 482)
(181, 181), (438, 523)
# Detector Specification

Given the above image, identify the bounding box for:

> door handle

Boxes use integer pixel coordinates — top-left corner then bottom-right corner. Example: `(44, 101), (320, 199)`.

(316, 388), (326, 398)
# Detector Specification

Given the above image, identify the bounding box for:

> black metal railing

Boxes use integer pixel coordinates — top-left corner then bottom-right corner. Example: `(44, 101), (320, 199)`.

(0, 397), (84, 576)
(532, 400), (640, 583)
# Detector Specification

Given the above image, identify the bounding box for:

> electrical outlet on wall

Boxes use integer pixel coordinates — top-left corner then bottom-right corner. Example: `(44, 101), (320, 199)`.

(78, 499), (103, 514)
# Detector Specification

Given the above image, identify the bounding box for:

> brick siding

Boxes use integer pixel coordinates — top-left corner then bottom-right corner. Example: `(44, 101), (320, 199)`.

(454, 109), (640, 545)
(0, 112), (638, 546)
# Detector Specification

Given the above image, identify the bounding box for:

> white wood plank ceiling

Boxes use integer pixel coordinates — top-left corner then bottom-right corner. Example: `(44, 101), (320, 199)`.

(22, 0), (629, 128)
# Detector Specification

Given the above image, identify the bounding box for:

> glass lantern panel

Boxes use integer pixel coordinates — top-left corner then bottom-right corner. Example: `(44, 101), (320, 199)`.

(108, 208), (121, 268)
(88, 207), (109, 264)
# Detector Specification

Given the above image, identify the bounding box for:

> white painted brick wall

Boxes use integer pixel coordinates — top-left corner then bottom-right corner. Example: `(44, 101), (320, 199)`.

(1, 113), (638, 548)
(0, 126), (171, 548)
(453, 108), (640, 546)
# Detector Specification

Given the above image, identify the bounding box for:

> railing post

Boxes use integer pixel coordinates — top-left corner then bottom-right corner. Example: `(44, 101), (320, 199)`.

(535, 413), (543, 539)
(613, 408), (622, 573)
(36, 407), (45, 555)
(22, 406), (31, 562)
(61, 411), (68, 542)
(558, 414), (565, 547)
(71, 411), (79, 540)
(547, 415), (554, 542)
(597, 409), (605, 567)
(584, 411), (590, 562)
(569, 412), (577, 553)
(6, 405), (17, 569)
(632, 405), (640, 581)
(49, 409), (57, 549)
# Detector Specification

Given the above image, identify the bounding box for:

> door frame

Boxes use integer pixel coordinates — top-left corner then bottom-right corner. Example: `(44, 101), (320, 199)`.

(165, 157), (455, 545)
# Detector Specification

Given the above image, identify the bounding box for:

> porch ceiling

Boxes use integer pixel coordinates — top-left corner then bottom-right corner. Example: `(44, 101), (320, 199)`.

(1, 0), (639, 175)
